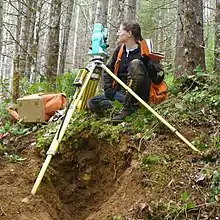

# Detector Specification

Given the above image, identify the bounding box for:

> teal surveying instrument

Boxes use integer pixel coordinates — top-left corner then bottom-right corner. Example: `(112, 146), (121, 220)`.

(31, 23), (200, 196)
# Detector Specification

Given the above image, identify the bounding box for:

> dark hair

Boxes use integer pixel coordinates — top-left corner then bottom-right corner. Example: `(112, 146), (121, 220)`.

(121, 20), (143, 41)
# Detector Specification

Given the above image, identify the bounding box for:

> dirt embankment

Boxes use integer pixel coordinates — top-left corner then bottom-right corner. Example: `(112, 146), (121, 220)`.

(0, 122), (220, 220)
(0, 134), (134, 220)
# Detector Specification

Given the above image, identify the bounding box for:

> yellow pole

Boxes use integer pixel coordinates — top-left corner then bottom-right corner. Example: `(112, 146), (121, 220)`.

(31, 63), (97, 195)
(99, 62), (200, 153)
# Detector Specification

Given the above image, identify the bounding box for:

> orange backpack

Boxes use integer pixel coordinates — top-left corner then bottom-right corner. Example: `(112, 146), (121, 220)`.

(114, 39), (168, 104)
(7, 93), (67, 122)
(41, 93), (67, 121)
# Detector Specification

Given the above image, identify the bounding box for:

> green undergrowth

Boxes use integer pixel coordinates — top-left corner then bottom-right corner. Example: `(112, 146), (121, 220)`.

(1, 69), (220, 219)
(37, 110), (125, 152)
(159, 73), (219, 122)
(36, 106), (166, 152)
(36, 71), (220, 153)
(21, 71), (77, 97)
(34, 70), (220, 219)
(0, 102), (32, 136)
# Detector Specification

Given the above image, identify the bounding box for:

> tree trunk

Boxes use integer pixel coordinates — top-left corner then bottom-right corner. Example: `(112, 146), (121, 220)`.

(1, 1), (11, 93)
(182, 0), (205, 74)
(215, 0), (220, 70)
(12, 0), (22, 103)
(152, 8), (159, 52)
(108, 0), (120, 54)
(26, 0), (38, 83)
(174, 0), (184, 72)
(19, 0), (33, 77)
(12, 59), (20, 103)
(94, 0), (109, 25)
(30, 0), (46, 84)
(72, 4), (80, 67)
(124, 0), (136, 21)
(118, 0), (125, 27)
(94, 0), (109, 89)
(0, 0), (3, 90)
(59, 0), (74, 74)
(79, 6), (88, 67)
(46, 0), (61, 86)
(158, 10), (165, 53)
(108, 0), (126, 53)
(0, 0), (3, 57)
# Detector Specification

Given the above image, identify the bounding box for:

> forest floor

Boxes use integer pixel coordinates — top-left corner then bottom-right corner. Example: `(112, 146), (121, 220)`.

(0, 119), (220, 220)
(0, 74), (220, 220)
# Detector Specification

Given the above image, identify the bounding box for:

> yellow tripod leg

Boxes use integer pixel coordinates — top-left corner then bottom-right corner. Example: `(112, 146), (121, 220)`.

(98, 61), (200, 153)
(84, 80), (99, 109)
(77, 71), (101, 110)
(31, 63), (97, 195)
(80, 80), (93, 110)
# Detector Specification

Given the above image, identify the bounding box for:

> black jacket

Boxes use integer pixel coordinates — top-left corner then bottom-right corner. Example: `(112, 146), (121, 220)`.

(103, 44), (164, 91)
(103, 44), (141, 91)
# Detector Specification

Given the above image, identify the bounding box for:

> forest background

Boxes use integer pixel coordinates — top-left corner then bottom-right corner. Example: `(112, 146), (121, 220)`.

(0, 1), (220, 219)
(0, 0), (219, 103)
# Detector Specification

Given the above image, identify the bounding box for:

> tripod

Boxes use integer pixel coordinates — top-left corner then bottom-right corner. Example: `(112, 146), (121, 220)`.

(31, 57), (105, 195)
(31, 56), (200, 195)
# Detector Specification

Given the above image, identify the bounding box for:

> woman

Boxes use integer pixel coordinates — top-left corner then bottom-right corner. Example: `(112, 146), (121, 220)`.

(88, 20), (160, 123)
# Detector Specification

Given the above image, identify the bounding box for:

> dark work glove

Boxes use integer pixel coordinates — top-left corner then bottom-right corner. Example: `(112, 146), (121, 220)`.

(140, 55), (150, 67)
(104, 87), (116, 101)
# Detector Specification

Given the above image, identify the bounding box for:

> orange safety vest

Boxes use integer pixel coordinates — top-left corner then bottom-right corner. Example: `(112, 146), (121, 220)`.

(113, 39), (168, 104)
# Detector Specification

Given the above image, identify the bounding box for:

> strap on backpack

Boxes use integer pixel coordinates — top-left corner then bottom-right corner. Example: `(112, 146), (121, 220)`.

(113, 45), (124, 88)
(114, 45), (124, 75)
(140, 39), (150, 57)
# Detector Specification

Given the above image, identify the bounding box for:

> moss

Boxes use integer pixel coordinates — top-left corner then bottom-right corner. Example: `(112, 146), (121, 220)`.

(141, 154), (161, 167)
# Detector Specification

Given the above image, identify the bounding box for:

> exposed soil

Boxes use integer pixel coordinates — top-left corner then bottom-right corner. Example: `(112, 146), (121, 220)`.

(0, 134), (134, 220)
(0, 122), (220, 220)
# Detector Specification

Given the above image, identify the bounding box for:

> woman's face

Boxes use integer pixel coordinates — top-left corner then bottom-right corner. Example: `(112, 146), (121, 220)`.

(118, 25), (131, 43)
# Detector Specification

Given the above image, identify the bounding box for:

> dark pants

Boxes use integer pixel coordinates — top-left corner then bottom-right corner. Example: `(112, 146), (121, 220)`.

(87, 59), (150, 113)
(87, 91), (125, 113)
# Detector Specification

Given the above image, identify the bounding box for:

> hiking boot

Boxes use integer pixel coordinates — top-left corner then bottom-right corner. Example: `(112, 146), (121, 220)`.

(111, 108), (135, 124)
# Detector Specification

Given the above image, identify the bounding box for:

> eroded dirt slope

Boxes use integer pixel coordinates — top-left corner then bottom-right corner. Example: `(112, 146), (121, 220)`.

(0, 122), (220, 220)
